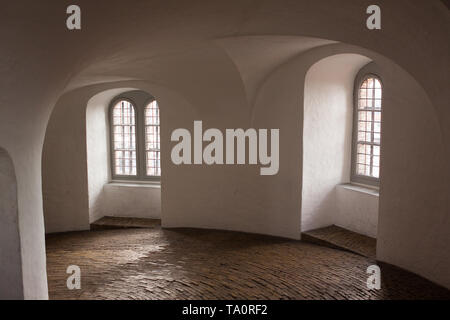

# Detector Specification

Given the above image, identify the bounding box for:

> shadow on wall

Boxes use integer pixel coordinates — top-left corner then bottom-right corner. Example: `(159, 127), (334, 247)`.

(0, 147), (23, 299)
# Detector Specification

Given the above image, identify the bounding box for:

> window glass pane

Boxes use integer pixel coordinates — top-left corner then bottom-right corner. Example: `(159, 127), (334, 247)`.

(357, 164), (365, 175)
(145, 101), (160, 125)
(357, 132), (365, 141)
(373, 167), (380, 178)
(358, 122), (365, 131)
(357, 144), (365, 154)
(373, 146), (380, 156)
(373, 156), (380, 167)
(374, 79), (382, 89)
(374, 111), (381, 121)
(360, 89), (367, 99)
(358, 100), (367, 109)
(375, 89), (382, 99)
(375, 100), (381, 109)
(144, 101), (161, 177)
(355, 76), (382, 180)
(374, 133), (381, 144)
(358, 111), (366, 121)
(146, 151), (161, 176)
(374, 122), (381, 133)
(357, 154), (365, 163)
(112, 100), (137, 176)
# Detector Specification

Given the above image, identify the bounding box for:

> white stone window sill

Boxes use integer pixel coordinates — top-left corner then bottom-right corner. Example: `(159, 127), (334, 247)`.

(108, 181), (161, 189)
(338, 183), (379, 197)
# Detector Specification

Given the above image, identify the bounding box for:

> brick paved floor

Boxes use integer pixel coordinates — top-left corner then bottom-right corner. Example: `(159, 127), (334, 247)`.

(91, 216), (161, 230)
(302, 225), (377, 259)
(46, 227), (450, 300)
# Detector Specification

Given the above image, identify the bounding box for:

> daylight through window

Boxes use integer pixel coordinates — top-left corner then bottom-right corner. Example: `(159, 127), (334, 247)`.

(355, 76), (382, 180)
(110, 93), (161, 181)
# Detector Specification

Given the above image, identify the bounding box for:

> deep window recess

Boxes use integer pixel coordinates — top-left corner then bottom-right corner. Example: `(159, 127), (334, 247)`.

(352, 75), (382, 186)
(109, 93), (161, 182)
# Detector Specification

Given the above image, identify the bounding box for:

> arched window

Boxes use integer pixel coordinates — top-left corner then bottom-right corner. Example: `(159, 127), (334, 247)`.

(352, 75), (382, 186)
(145, 101), (161, 176)
(109, 92), (161, 181)
(111, 100), (137, 176)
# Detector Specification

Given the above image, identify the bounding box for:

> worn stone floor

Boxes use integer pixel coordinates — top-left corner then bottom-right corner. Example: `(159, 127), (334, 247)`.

(46, 227), (450, 300)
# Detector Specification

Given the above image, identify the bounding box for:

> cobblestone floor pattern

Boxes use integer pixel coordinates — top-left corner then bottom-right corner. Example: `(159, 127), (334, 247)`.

(46, 227), (450, 300)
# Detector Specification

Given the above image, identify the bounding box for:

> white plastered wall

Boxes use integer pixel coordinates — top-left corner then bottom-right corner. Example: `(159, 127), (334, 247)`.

(335, 185), (379, 238)
(101, 184), (161, 219)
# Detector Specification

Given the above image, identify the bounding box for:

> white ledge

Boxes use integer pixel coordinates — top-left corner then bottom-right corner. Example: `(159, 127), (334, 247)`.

(337, 183), (379, 197)
(108, 181), (161, 188)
